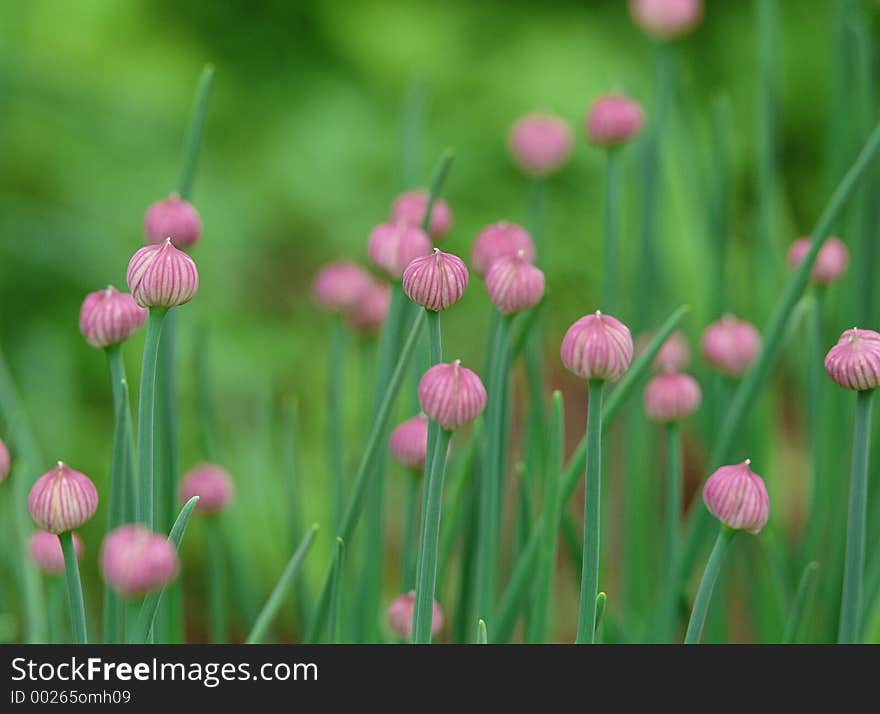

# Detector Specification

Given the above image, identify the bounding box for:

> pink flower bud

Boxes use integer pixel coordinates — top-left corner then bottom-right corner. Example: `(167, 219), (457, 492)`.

(418, 360), (487, 431)
(100, 525), (179, 598)
(180, 463), (234, 514)
(824, 328), (880, 391)
(143, 194), (202, 248)
(470, 222), (536, 276)
(389, 414), (429, 470)
(0, 438), (9, 483)
(391, 189), (453, 241)
(701, 315), (761, 377)
(27, 462), (98, 534)
(703, 460), (770, 534)
(586, 94), (645, 147)
(311, 261), (374, 313)
(78, 285), (148, 349)
(388, 592), (443, 640)
(787, 237), (850, 285)
(28, 531), (84, 575)
(484, 251), (545, 314)
(368, 221), (433, 280)
(402, 249), (469, 312)
(630, 0), (703, 40)
(654, 330), (691, 373)
(508, 113), (574, 177)
(346, 280), (391, 334)
(561, 310), (634, 382)
(644, 372), (702, 423)
(126, 238), (199, 308)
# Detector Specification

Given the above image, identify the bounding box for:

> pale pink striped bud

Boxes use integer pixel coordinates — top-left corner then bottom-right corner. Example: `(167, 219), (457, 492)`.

(28, 531), (84, 575)
(484, 251), (545, 314)
(508, 113), (574, 177)
(368, 221), (433, 279)
(824, 328), (880, 391)
(586, 94), (645, 147)
(180, 463), (234, 514)
(470, 222), (536, 276)
(126, 238), (199, 308)
(630, 0), (703, 40)
(27, 462), (99, 534)
(561, 311), (634, 382)
(787, 237), (850, 285)
(0, 438), (9, 483)
(391, 189), (453, 241)
(402, 249), (469, 312)
(143, 194), (202, 248)
(389, 414), (429, 470)
(703, 460), (769, 534)
(100, 525), (179, 598)
(701, 315), (761, 377)
(311, 261), (374, 313)
(78, 285), (148, 349)
(418, 360), (487, 431)
(388, 592), (443, 640)
(346, 280), (391, 334)
(644, 372), (702, 423)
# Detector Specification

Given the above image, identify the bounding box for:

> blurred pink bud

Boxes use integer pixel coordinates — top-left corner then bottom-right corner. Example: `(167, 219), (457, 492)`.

(630, 0), (703, 40)
(78, 285), (148, 349)
(470, 222), (536, 276)
(644, 372), (702, 423)
(143, 194), (202, 248)
(311, 261), (374, 313)
(100, 525), (178, 598)
(389, 414), (429, 470)
(654, 330), (691, 373)
(418, 360), (487, 431)
(180, 463), (234, 514)
(0, 438), (9, 483)
(391, 189), (453, 241)
(127, 238), (199, 308)
(403, 249), (469, 312)
(508, 113), (574, 176)
(346, 280), (391, 334)
(586, 94), (645, 147)
(484, 251), (545, 314)
(28, 531), (83, 575)
(388, 592), (443, 640)
(561, 311), (634, 382)
(824, 328), (880, 391)
(703, 460), (769, 534)
(701, 315), (761, 377)
(27, 462), (98, 534)
(787, 237), (850, 285)
(368, 221), (433, 280)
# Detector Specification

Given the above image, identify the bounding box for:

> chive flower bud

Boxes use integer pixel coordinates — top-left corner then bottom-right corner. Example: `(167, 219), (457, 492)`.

(701, 314), (761, 378)
(824, 328), (880, 391)
(391, 189), (453, 241)
(654, 330), (691, 373)
(508, 113), (574, 177)
(703, 460), (769, 534)
(630, 0), (703, 40)
(368, 221), (433, 280)
(561, 310), (633, 382)
(0, 438), (9, 483)
(418, 360), (487, 431)
(126, 237), (199, 308)
(78, 285), (148, 349)
(143, 194), (202, 248)
(644, 372), (702, 423)
(586, 94), (645, 147)
(180, 463), (234, 514)
(29, 531), (84, 576)
(346, 280), (391, 334)
(470, 222), (536, 276)
(484, 250), (545, 314)
(388, 592), (444, 640)
(27, 462), (99, 534)
(787, 237), (850, 285)
(99, 525), (179, 598)
(402, 249), (469, 312)
(389, 414), (429, 470)
(311, 261), (374, 313)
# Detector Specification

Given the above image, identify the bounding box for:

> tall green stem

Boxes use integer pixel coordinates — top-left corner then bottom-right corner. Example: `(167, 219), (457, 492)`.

(60, 531), (87, 644)
(328, 317), (347, 530)
(652, 421), (682, 642)
(177, 65), (214, 201)
(329, 538), (345, 644)
(602, 149), (622, 313)
(401, 474), (421, 591)
(206, 517), (228, 643)
(684, 527), (734, 644)
(137, 308), (168, 528)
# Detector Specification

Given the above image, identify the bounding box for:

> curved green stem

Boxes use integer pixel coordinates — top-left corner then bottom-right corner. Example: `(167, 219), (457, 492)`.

(685, 527), (734, 644)
(177, 65), (214, 200)
(602, 149), (622, 313)
(206, 517), (228, 643)
(329, 538), (345, 644)
(60, 531), (87, 644)
(328, 317), (347, 530)
(137, 308), (168, 528)
(401, 473), (421, 591)
(784, 561), (820, 644)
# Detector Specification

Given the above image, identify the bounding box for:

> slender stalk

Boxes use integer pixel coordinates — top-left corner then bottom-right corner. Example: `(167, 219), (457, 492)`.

(281, 399), (310, 628)
(399, 79), (428, 189)
(193, 325), (220, 462)
(60, 531), (87, 644)
(177, 64), (215, 200)
(476, 619), (488, 644)
(47, 578), (64, 644)
(602, 148), (622, 313)
(708, 96), (731, 319)
(206, 517), (228, 643)
(327, 317), (347, 530)
(653, 421), (682, 642)
(137, 308), (168, 528)
(401, 473), (421, 591)
(329, 538), (345, 644)
(684, 527), (735, 644)
(784, 561), (820, 643)
(594, 592), (607, 641)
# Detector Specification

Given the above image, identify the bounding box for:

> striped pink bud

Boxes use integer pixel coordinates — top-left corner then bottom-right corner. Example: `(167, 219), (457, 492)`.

(126, 238), (199, 308)
(78, 285), (148, 349)
(508, 113), (573, 177)
(389, 414), (429, 470)
(0, 438), (9, 483)
(644, 372), (702, 423)
(586, 94), (645, 147)
(311, 261), (374, 313)
(561, 310), (633, 382)
(391, 189), (453, 241)
(654, 330), (691, 373)
(787, 237), (850, 285)
(180, 463), (234, 514)
(701, 314), (761, 377)
(418, 360), (487, 431)
(368, 221), (433, 280)
(99, 525), (179, 598)
(402, 249), (469, 312)
(27, 462), (99, 534)
(28, 531), (84, 575)
(703, 460), (769, 534)
(388, 592), (443, 640)
(630, 0), (703, 40)
(470, 222), (536, 276)
(143, 194), (202, 248)
(824, 328), (880, 391)
(346, 280), (391, 334)
(484, 251), (545, 314)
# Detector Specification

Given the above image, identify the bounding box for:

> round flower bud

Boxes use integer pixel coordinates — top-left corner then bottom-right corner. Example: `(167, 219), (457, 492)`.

(27, 462), (98, 534)
(78, 285), (148, 349)
(508, 113), (574, 177)
(470, 222), (536, 276)
(484, 251), (545, 315)
(391, 189), (453, 241)
(143, 194), (202, 248)
(703, 460), (770, 534)
(654, 330), (691, 373)
(388, 592), (443, 640)
(824, 328), (880, 391)
(311, 261), (374, 313)
(630, 0), (703, 40)
(0, 438), (9, 483)
(402, 249), (469, 312)
(701, 315), (761, 377)
(346, 280), (391, 334)
(389, 414), (429, 470)
(100, 525), (179, 599)
(561, 310), (634, 382)
(368, 221), (433, 280)
(787, 237), (850, 285)
(586, 94), (645, 147)
(126, 238), (199, 308)
(28, 531), (84, 576)
(180, 463), (234, 514)
(418, 360), (487, 431)
(644, 372), (702, 423)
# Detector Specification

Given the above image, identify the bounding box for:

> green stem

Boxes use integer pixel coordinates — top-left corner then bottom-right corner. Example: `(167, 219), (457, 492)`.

(206, 517), (228, 643)
(329, 538), (345, 644)
(708, 96), (731, 318)
(60, 531), (87, 644)
(420, 149), (455, 234)
(476, 619), (488, 644)
(137, 308), (168, 528)
(784, 561), (820, 643)
(47, 577), (64, 644)
(194, 325), (220, 462)
(401, 473), (421, 591)
(684, 527), (735, 644)
(281, 399), (310, 629)
(594, 592), (607, 642)
(399, 79), (428, 189)
(328, 317), (347, 531)
(177, 64), (214, 200)
(602, 148), (622, 313)
(653, 421), (682, 642)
